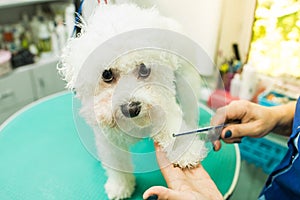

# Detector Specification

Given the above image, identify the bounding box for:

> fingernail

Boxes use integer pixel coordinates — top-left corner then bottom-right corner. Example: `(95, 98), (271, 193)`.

(224, 130), (232, 138)
(146, 194), (158, 200)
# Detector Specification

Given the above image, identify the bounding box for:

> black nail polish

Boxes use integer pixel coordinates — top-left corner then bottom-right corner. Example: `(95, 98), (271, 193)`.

(147, 194), (158, 200)
(225, 130), (232, 138)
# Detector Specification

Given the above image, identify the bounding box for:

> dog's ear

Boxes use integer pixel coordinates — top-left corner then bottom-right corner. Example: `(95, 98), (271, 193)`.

(114, 0), (156, 7)
(82, 0), (156, 21)
(174, 64), (203, 129)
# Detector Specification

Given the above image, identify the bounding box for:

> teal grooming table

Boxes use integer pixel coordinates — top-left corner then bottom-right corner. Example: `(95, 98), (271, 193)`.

(0, 92), (240, 200)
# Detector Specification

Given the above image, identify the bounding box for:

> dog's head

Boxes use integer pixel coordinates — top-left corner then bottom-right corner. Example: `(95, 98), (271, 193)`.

(59, 3), (203, 138)
(94, 50), (184, 138)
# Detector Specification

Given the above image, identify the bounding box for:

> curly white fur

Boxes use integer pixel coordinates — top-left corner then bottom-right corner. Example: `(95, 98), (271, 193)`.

(59, 2), (207, 200)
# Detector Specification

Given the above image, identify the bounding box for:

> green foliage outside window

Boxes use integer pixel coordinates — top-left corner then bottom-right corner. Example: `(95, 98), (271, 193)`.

(248, 0), (300, 78)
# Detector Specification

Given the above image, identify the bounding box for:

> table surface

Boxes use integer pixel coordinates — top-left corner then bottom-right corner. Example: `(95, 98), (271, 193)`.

(0, 92), (240, 200)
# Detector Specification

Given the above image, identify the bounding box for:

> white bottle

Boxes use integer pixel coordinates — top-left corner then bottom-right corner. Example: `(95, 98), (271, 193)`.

(230, 73), (241, 97)
(239, 64), (257, 100)
(65, 4), (76, 37)
(49, 22), (59, 56)
(30, 16), (40, 43)
(38, 19), (51, 56)
(55, 16), (67, 50)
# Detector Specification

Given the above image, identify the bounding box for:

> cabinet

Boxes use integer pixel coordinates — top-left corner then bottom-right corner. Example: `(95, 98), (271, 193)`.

(0, 69), (35, 123)
(31, 58), (66, 99)
(0, 0), (71, 124)
(0, 58), (66, 124)
(0, 0), (67, 8)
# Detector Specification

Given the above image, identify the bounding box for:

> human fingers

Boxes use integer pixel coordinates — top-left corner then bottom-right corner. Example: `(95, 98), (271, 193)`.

(212, 140), (222, 151)
(143, 186), (188, 200)
(154, 143), (184, 180)
(154, 143), (171, 168)
(210, 106), (226, 126)
(212, 136), (242, 151)
(220, 121), (264, 141)
(211, 100), (250, 126)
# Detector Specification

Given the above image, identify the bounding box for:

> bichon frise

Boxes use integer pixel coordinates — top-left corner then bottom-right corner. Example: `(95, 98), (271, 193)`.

(59, 1), (208, 199)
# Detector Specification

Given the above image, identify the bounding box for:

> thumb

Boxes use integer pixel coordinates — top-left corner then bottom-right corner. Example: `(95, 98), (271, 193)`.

(222, 122), (258, 139)
(143, 186), (185, 200)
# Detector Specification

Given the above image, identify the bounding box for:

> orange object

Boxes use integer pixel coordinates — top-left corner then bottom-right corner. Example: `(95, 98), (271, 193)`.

(3, 32), (13, 42)
(98, 0), (108, 4)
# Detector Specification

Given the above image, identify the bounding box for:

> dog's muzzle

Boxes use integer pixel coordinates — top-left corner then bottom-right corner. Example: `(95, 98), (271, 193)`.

(120, 101), (141, 118)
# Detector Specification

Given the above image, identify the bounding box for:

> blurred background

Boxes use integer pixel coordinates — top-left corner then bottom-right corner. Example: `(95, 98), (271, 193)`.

(0, 0), (299, 199)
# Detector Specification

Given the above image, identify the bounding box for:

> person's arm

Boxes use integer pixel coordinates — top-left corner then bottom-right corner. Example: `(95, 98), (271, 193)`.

(143, 143), (223, 200)
(211, 100), (296, 151)
(271, 101), (296, 136)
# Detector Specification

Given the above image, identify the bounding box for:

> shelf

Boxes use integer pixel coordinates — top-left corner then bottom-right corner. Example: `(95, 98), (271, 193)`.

(12, 55), (59, 74)
(0, 55), (59, 81)
(0, 0), (64, 9)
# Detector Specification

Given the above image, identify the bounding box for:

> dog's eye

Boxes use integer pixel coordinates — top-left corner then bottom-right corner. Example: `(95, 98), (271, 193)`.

(138, 63), (151, 78)
(102, 69), (114, 83)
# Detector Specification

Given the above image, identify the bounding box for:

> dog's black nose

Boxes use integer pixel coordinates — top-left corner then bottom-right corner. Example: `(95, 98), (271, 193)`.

(120, 101), (141, 118)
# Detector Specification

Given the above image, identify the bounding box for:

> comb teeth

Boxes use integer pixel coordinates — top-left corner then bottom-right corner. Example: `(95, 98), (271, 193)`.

(173, 124), (225, 137)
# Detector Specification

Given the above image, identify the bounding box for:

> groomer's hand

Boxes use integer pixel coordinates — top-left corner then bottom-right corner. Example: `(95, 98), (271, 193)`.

(211, 100), (296, 151)
(143, 143), (223, 200)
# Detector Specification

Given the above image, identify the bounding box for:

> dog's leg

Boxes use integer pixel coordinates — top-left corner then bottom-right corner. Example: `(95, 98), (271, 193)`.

(93, 127), (135, 200)
(155, 121), (208, 169)
(158, 135), (207, 169)
(170, 134), (208, 168)
(104, 168), (135, 200)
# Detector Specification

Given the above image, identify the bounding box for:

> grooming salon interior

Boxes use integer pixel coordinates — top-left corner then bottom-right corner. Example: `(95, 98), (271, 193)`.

(0, 0), (299, 200)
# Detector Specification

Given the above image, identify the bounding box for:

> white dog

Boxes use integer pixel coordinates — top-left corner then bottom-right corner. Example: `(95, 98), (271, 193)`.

(59, 1), (208, 199)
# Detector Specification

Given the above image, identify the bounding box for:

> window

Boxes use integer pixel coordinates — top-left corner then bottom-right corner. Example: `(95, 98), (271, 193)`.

(248, 0), (300, 78)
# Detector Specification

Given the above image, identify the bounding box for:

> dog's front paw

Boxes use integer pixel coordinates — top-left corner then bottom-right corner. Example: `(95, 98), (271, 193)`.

(169, 141), (208, 169)
(172, 157), (200, 169)
(105, 173), (135, 200)
(173, 154), (200, 169)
